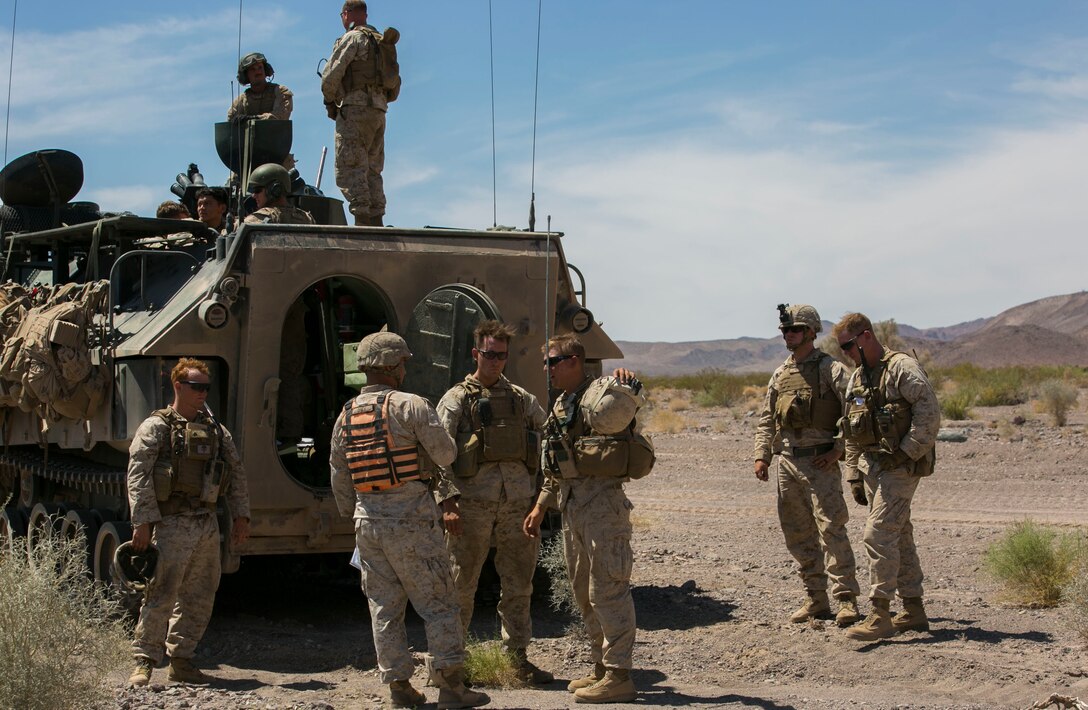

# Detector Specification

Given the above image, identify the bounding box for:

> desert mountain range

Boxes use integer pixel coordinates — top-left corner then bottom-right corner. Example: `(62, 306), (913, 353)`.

(608, 291), (1088, 375)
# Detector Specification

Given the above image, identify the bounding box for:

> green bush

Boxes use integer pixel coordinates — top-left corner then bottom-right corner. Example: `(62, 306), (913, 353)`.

(1036, 379), (1080, 427)
(463, 637), (524, 688)
(0, 520), (130, 710)
(940, 389), (975, 420)
(931, 365), (1088, 408)
(644, 371), (769, 408)
(983, 520), (1085, 608)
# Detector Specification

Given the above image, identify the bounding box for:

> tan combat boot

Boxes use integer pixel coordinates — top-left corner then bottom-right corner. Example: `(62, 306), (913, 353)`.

(567, 661), (607, 692)
(790, 590), (832, 623)
(835, 596), (861, 627)
(512, 647), (554, 685)
(844, 598), (894, 641)
(436, 666), (490, 709)
(573, 668), (637, 704)
(128, 657), (154, 687)
(167, 656), (211, 684)
(390, 678), (427, 708)
(892, 597), (930, 633)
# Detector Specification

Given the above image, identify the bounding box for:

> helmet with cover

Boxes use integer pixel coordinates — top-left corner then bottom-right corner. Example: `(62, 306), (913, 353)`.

(237, 52), (274, 85)
(114, 541), (159, 592)
(778, 304), (822, 334)
(580, 376), (646, 435)
(355, 332), (412, 369)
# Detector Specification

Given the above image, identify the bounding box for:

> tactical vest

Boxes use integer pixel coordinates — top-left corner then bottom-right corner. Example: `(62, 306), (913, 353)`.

(342, 393), (422, 492)
(842, 351), (916, 452)
(773, 352), (842, 432)
(343, 26), (400, 101)
(150, 408), (227, 512)
(451, 379), (535, 478)
(240, 86), (278, 116)
(543, 379), (655, 482)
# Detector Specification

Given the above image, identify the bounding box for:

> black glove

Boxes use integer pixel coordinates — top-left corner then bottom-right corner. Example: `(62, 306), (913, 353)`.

(325, 102), (339, 120)
(627, 377), (643, 395)
(849, 480), (868, 506)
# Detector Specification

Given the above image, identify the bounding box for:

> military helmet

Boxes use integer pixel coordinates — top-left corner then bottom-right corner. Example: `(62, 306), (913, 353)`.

(114, 541), (159, 592)
(580, 376), (645, 435)
(778, 304), (822, 334)
(246, 163), (292, 200)
(237, 52), (274, 85)
(356, 332), (412, 369)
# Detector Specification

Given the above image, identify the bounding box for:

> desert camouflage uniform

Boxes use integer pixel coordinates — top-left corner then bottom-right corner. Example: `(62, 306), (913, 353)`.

(243, 205), (315, 225)
(538, 376), (636, 671)
(843, 351), (940, 601)
(436, 374), (547, 650)
(754, 350), (860, 600)
(330, 385), (463, 684)
(321, 26), (388, 222)
(127, 408), (250, 664)
(226, 83), (293, 122)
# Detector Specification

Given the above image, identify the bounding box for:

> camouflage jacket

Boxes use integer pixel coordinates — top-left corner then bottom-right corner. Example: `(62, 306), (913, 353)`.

(243, 205), (315, 225)
(753, 349), (851, 463)
(126, 407), (251, 526)
(435, 373), (547, 504)
(321, 26), (388, 111)
(329, 384), (456, 520)
(226, 82), (293, 122)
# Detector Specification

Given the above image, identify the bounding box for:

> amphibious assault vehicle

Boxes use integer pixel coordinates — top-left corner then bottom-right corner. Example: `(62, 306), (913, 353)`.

(0, 119), (621, 591)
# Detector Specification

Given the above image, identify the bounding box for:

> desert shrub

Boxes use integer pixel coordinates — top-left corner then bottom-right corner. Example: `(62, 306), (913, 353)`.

(538, 535), (574, 613)
(1035, 379), (1079, 426)
(932, 365), (1088, 408)
(940, 389), (975, 420)
(645, 371), (769, 408)
(646, 409), (687, 434)
(983, 520), (1086, 607)
(0, 521), (130, 710)
(667, 397), (690, 412)
(1065, 566), (1088, 645)
(463, 637), (524, 688)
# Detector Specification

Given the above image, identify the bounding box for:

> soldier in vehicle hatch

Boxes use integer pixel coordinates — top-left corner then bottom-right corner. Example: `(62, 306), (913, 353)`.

(753, 303), (861, 628)
(243, 164), (314, 226)
(436, 320), (553, 685)
(127, 358), (250, 687)
(228, 52), (295, 170)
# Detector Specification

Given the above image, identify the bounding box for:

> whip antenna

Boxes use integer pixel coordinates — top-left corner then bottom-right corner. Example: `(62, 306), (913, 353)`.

(543, 214), (552, 391)
(237, 0), (244, 67)
(3, 0), (18, 170)
(488, 0), (497, 227)
(528, 0), (542, 232)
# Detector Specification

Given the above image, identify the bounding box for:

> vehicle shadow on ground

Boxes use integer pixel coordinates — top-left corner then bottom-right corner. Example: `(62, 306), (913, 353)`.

(850, 616), (1053, 652)
(633, 581), (736, 630)
(638, 670), (796, 708)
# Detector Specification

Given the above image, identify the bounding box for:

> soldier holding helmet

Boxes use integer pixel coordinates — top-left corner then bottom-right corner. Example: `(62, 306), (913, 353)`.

(753, 304), (861, 627)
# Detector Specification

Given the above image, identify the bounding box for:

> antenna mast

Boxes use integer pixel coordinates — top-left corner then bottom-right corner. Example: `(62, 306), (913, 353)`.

(528, 0), (542, 232)
(3, 0), (19, 170)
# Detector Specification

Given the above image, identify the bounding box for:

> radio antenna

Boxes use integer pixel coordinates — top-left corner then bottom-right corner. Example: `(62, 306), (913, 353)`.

(488, 0), (498, 228)
(3, 0), (19, 170)
(527, 0), (542, 232)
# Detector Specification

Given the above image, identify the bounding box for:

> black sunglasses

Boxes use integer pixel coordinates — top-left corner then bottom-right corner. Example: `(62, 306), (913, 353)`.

(544, 354), (574, 367)
(839, 330), (867, 351)
(180, 381), (212, 393)
(782, 325), (806, 334)
(477, 350), (509, 361)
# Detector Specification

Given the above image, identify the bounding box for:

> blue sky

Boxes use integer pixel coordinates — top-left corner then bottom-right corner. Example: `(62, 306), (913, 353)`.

(2, 2), (1087, 342)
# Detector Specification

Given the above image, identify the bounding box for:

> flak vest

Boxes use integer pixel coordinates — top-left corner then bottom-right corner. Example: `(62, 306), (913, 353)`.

(238, 86), (279, 116)
(451, 379), (535, 478)
(150, 408), (229, 514)
(344, 27), (383, 92)
(342, 393), (422, 492)
(773, 352), (842, 433)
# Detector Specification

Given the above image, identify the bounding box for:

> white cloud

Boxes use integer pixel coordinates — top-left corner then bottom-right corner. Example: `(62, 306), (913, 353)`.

(86, 184), (163, 215)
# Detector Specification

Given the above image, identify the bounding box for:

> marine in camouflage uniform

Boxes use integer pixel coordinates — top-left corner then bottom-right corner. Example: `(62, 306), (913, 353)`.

(329, 332), (489, 709)
(243, 205), (315, 225)
(435, 321), (551, 684)
(834, 313), (940, 642)
(753, 304), (860, 627)
(228, 52), (295, 170)
(127, 358), (250, 687)
(320, 1), (397, 226)
(524, 333), (645, 704)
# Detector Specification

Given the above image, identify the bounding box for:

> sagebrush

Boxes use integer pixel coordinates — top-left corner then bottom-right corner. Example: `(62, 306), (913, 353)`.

(940, 389), (974, 420)
(1035, 379), (1079, 426)
(0, 521), (131, 710)
(983, 520), (1085, 608)
(538, 534), (574, 614)
(463, 637), (525, 688)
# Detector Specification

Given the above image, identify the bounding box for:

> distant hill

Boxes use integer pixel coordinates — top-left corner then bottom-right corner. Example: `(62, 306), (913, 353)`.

(608, 291), (1088, 374)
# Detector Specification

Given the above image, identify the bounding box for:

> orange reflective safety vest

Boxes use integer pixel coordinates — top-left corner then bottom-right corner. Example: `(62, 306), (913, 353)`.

(342, 393), (421, 492)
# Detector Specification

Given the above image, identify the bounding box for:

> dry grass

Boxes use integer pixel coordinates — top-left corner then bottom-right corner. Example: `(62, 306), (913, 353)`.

(1033, 379), (1080, 427)
(646, 410), (688, 434)
(1066, 566), (1088, 646)
(667, 397), (691, 412)
(984, 520), (1086, 608)
(538, 535), (574, 614)
(463, 637), (526, 688)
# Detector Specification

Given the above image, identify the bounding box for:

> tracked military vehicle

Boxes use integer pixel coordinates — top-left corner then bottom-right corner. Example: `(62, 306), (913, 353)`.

(0, 119), (622, 590)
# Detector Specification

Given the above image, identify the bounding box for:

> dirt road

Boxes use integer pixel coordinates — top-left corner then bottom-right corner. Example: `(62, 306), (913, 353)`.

(114, 403), (1088, 709)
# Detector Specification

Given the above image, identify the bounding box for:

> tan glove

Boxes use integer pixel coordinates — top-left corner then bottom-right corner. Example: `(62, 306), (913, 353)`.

(849, 480), (868, 506)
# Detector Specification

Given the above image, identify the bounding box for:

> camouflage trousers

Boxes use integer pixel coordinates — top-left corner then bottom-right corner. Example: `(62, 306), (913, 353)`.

(446, 494), (538, 650)
(355, 513), (464, 683)
(132, 512), (221, 663)
(859, 457), (924, 600)
(563, 486), (636, 670)
(776, 454), (860, 599)
(335, 104), (386, 219)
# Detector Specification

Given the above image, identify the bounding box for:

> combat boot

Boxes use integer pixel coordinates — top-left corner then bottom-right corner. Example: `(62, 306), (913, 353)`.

(835, 596), (861, 627)
(390, 678), (427, 708)
(353, 213), (367, 226)
(844, 598), (894, 641)
(790, 589), (832, 623)
(167, 656), (211, 684)
(892, 597), (930, 633)
(567, 661), (607, 692)
(128, 657), (153, 687)
(573, 668), (636, 704)
(436, 666), (490, 709)
(512, 647), (554, 685)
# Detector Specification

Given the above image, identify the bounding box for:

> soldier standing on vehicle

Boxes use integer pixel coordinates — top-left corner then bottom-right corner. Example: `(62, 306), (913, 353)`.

(228, 52), (295, 170)
(834, 313), (940, 642)
(127, 358), (251, 687)
(329, 332), (490, 709)
(523, 334), (653, 704)
(243, 164), (314, 225)
(436, 320), (553, 685)
(320, 0), (401, 227)
(753, 304), (861, 627)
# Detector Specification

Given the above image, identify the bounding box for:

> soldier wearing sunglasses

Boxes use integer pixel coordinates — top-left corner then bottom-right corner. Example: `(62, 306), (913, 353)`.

(126, 358), (251, 687)
(435, 320), (553, 685)
(753, 304), (860, 628)
(833, 312), (940, 642)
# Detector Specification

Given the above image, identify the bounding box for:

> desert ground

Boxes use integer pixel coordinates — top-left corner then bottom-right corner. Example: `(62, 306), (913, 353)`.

(113, 399), (1088, 710)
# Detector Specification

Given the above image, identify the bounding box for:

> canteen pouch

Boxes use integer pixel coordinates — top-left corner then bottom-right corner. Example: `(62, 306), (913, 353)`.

(453, 432), (480, 478)
(199, 459), (226, 504)
(152, 462), (173, 502)
(626, 433), (656, 480)
(573, 436), (629, 478)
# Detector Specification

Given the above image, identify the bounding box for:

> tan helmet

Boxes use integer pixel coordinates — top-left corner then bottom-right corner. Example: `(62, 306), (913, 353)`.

(778, 304), (822, 334)
(356, 332), (412, 368)
(580, 376), (646, 435)
(114, 541), (159, 593)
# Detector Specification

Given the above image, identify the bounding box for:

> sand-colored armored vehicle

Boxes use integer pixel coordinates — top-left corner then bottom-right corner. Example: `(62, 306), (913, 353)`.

(0, 122), (622, 589)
